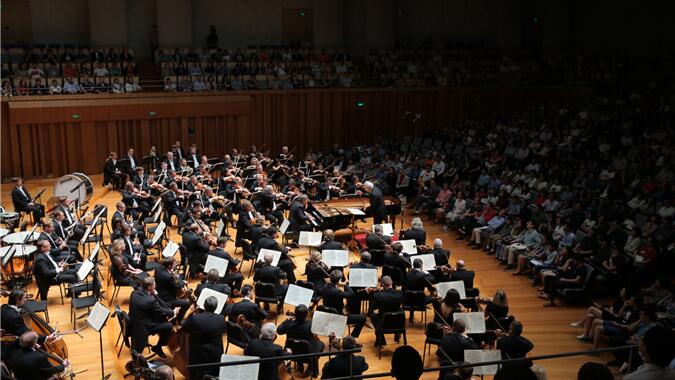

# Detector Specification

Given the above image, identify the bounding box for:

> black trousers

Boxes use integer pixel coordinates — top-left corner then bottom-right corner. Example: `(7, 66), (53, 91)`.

(21, 203), (45, 222)
(131, 322), (173, 352)
(38, 270), (79, 301)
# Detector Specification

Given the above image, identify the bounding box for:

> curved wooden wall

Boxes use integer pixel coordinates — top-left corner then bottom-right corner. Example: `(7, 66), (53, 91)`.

(1, 87), (590, 180)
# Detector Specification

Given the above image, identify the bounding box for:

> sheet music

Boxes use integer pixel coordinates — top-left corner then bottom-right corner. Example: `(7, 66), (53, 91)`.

(216, 219), (225, 237)
(298, 231), (322, 247)
(162, 241), (180, 258)
(77, 260), (94, 281)
(196, 288), (229, 314)
(464, 350), (501, 375)
(372, 223), (394, 236)
(257, 248), (281, 266)
(150, 221), (166, 246)
(87, 302), (110, 332)
(279, 218), (290, 235)
(218, 354), (260, 380)
(153, 204), (163, 223)
(89, 242), (101, 262)
(436, 280), (466, 299)
(348, 268), (378, 288)
(204, 255), (229, 277)
(321, 250), (349, 267)
(347, 208), (365, 216)
(283, 284), (314, 307)
(311, 311), (348, 337)
(409, 253), (436, 271)
(398, 239), (418, 255)
(79, 207), (106, 245)
(453, 312), (487, 334)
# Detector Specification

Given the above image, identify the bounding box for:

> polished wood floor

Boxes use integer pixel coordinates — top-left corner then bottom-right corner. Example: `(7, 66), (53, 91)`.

(1, 176), (613, 380)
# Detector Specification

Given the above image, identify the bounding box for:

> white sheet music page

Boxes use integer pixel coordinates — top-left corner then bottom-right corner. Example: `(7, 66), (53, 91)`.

(150, 221), (166, 246)
(279, 219), (290, 235)
(436, 280), (466, 299)
(311, 311), (348, 337)
(372, 223), (394, 236)
(464, 349), (501, 375)
(196, 288), (229, 314)
(162, 241), (180, 258)
(283, 284), (314, 307)
(409, 253), (436, 271)
(321, 250), (349, 267)
(453, 312), (487, 334)
(218, 354), (260, 380)
(87, 302), (110, 332)
(298, 231), (322, 247)
(348, 268), (378, 288)
(76, 260), (94, 281)
(257, 248), (281, 266)
(398, 239), (418, 255)
(204, 255), (229, 277)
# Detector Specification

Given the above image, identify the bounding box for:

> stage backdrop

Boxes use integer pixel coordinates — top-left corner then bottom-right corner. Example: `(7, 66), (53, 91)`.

(1, 86), (590, 180)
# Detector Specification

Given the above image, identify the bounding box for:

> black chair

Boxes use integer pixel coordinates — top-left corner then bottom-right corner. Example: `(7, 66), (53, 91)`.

(108, 265), (133, 306)
(377, 311), (407, 359)
(382, 265), (404, 288)
(225, 321), (249, 353)
(423, 322), (443, 364)
(284, 338), (315, 377)
(556, 264), (596, 303)
(403, 290), (428, 324)
(114, 305), (132, 357)
(24, 300), (49, 323)
(239, 246), (258, 278)
(70, 279), (100, 328)
(254, 282), (283, 321)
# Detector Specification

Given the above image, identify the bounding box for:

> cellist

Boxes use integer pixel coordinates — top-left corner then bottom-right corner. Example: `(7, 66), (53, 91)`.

(181, 296), (227, 380)
(0, 289), (57, 348)
(8, 331), (70, 380)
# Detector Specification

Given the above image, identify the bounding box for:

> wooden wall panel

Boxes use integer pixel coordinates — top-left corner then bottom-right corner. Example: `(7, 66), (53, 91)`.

(1, 87), (591, 180)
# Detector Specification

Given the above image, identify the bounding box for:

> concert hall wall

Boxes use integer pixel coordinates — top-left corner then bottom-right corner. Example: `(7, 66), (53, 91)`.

(0, 86), (589, 180)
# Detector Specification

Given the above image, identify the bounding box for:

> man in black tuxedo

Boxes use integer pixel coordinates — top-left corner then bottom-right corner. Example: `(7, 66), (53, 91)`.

(405, 259), (436, 301)
(361, 181), (387, 224)
(365, 224), (391, 250)
(320, 336), (369, 379)
(277, 304), (324, 376)
(10, 177), (45, 223)
(172, 141), (185, 162)
(450, 260), (476, 296)
(54, 198), (85, 242)
(207, 236), (243, 291)
(120, 224), (147, 270)
(347, 251), (376, 314)
(103, 152), (126, 189)
(182, 296), (228, 380)
(253, 252), (288, 297)
(370, 275), (404, 346)
(256, 227), (296, 284)
(164, 151), (178, 172)
(429, 238), (452, 282)
(9, 331), (69, 380)
(236, 200), (255, 249)
(132, 166), (149, 191)
(121, 181), (151, 220)
(122, 148), (137, 177)
(244, 323), (291, 380)
(400, 217), (427, 246)
(320, 270), (366, 338)
(0, 289), (55, 347)
(195, 269), (232, 299)
(318, 229), (345, 251)
(33, 239), (79, 301)
(257, 185), (284, 225)
(38, 221), (80, 262)
(182, 223), (210, 278)
(437, 319), (478, 370)
(228, 285), (268, 339)
(496, 320), (534, 369)
(154, 258), (190, 323)
(129, 276), (175, 358)
(186, 144), (201, 170)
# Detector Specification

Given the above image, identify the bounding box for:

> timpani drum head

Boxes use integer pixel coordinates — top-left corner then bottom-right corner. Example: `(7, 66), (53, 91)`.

(54, 172), (94, 205)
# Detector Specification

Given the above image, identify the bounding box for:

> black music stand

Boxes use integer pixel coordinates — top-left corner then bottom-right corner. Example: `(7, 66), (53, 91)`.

(86, 301), (112, 380)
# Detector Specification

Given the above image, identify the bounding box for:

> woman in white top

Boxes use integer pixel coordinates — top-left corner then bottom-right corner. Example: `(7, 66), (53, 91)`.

(445, 191), (467, 223)
(125, 77), (141, 93)
(48, 79), (62, 95)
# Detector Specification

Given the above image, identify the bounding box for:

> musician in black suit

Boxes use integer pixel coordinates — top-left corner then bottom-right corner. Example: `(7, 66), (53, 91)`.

(347, 251), (376, 314)
(370, 275), (404, 346)
(244, 323), (290, 380)
(186, 144), (201, 170)
(277, 304), (325, 376)
(33, 239), (79, 301)
(496, 321), (534, 369)
(129, 276), (175, 358)
(10, 177), (45, 223)
(384, 243), (412, 282)
(360, 181), (387, 224)
(0, 289), (54, 346)
(120, 224), (147, 270)
(181, 296), (228, 380)
(437, 319), (478, 368)
(132, 166), (149, 190)
(182, 223), (210, 278)
(207, 236), (243, 291)
(253, 252), (288, 297)
(400, 217), (427, 246)
(54, 198), (85, 242)
(122, 148), (138, 177)
(318, 229), (345, 251)
(365, 224), (392, 250)
(9, 331), (69, 380)
(172, 141), (185, 162)
(121, 182), (151, 220)
(450, 260), (475, 290)
(236, 200), (255, 248)
(195, 269), (232, 299)
(321, 270), (366, 338)
(162, 182), (185, 226)
(429, 238), (452, 282)
(154, 258), (190, 323)
(289, 195), (313, 235)
(103, 152), (126, 189)
(405, 259), (436, 300)
(257, 227), (296, 284)
(164, 151), (178, 172)
(228, 285), (268, 337)
(257, 185), (284, 225)
(38, 220), (83, 263)
(320, 336), (369, 379)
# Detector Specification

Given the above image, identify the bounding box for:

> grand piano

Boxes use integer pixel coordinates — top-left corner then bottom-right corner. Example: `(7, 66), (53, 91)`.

(306, 196), (401, 231)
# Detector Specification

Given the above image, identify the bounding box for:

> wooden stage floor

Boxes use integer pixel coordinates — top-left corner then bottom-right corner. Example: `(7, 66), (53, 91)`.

(0, 175), (613, 380)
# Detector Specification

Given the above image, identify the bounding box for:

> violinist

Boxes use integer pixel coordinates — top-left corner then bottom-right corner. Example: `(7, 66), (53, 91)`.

(129, 276), (175, 358)
(318, 229), (345, 251)
(257, 185), (284, 225)
(432, 288), (467, 325)
(429, 238), (452, 282)
(320, 336), (369, 379)
(257, 227), (297, 284)
(437, 319), (478, 374)
(370, 275), (404, 347)
(228, 285), (268, 339)
(9, 331), (70, 380)
(155, 257), (191, 323)
(384, 242), (412, 275)
(277, 304), (324, 377)
(235, 200), (256, 250)
(405, 259), (436, 305)
(305, 251), (331, 287)
(122, 181), (151, 220)
(163, 182), (186, 227)
(110, 238), (144, 287)
(253, 252), (288, 298)
(132, 166), (149, 191)
(347, 252), (376, 314)
(181, 296), (227, 380)
(244, 323), (291, 380)
(365, 224), (392, 250)
(182, 223), (210, 279)
(320, 270), (366, 338)
(195, 269), (231, 300)
(207, 236), (243, 291)
(33, 239), (79, 301)
(39, 220), (81, 262)
(400, 217), (427, 246)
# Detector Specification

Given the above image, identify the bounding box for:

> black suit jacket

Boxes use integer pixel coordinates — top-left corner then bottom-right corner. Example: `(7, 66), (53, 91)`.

(321, 354), (369, 379)
(182, 231), (210, 257)
(277, 318), (314, 342)
(34, 253), (59, 289)
(182, 310), (227, 365)
(253, 264), (286, 284)
(451, 269), (475, 289)
(371, 288), (403, 316)
(155, 266), (182, 302)
(289, 202), (309, 230)
(208, 247), (240, 267)
(401, 227), (427, 246)
(497, 335), (534, 367)
(38, 232), (62, 257)
(439, 332), (478, 363)
(195, 281), (231, 298)
(9, 347), (66, 380)
(244, 338), (287, 380)
(228, 299), (267, 327)
(320, 283), (353, 314)
(405, 269), (435, 292)
(318, 239), (344, 251)
(11, 187), (32, 211)
(257, 236), (288, 256)
(129, 289), (174, 328)
(367, 186), (387, 219)
(236, 210), (254, 241)
(431, 247), (450, 267)
(365, 233), (391, 250)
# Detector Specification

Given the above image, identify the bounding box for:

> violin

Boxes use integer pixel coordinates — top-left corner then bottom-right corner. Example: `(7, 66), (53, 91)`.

(236, 314), (261, 338)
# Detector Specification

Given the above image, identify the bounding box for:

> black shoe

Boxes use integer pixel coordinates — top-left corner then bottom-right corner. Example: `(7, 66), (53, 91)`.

(151, 345), (167, 358)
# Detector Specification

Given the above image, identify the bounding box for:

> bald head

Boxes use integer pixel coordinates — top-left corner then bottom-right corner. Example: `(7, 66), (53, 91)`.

(19, 331), (38, 348)
(433, 238), (443, 248)
(382, 275), (393, 288)
(323, 229), (335, 240)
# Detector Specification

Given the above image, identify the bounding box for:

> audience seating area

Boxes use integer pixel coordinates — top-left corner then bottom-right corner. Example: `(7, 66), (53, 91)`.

(1, 45), (140, 95)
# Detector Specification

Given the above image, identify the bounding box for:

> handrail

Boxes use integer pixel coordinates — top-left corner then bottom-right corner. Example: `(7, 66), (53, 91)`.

(186, 347), (362, 369)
